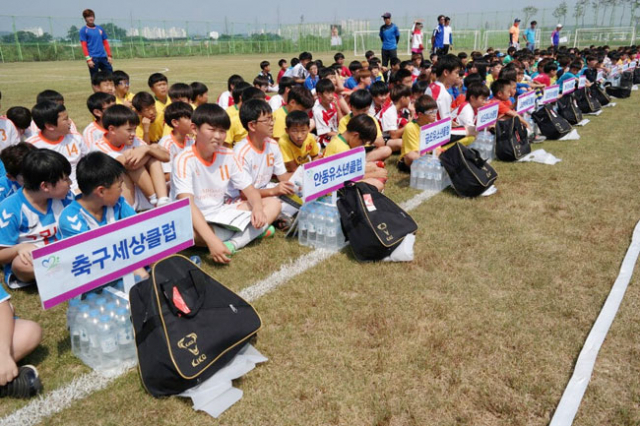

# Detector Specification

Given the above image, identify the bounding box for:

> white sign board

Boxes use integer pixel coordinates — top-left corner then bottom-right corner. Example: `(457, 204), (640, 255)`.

(597, 70), (605, 82)
(516, 91), (536, 114)
(542, 85), (560, 104)
(562, 78), (576, 94)
(419, 117), (452, 155)
(476, 102), (499, 131)
(578, 75), (587, 89)
(33, 199), (194, 309)
(302, 146), (365, 202)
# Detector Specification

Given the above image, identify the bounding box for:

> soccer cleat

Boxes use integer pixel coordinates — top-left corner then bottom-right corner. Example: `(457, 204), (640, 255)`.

(0, 365), (42, 398)
(258, 225), (276, 239)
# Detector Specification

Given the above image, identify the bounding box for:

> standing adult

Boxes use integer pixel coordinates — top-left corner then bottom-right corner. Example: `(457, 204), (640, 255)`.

(509, 18), (521, 49)
(551, 24), (563, 52)
(431, 15), (445, 55)
(79, 9), (113, 79)
(443, 17), (453, 54)
(379, 12), (400, 68)
(524, 21), (537, 52)
(411, 21), (424, 55)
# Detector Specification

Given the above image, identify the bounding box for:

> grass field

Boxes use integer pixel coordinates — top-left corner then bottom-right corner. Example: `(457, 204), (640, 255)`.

(1, 55), (640, 425)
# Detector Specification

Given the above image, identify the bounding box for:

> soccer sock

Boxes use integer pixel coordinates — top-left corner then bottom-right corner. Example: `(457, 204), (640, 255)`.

(148, 194), (158, 205)
(229, 224), (268, 250)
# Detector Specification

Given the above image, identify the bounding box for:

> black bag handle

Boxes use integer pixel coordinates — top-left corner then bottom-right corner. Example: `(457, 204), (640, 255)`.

(157, 269), (207, 318)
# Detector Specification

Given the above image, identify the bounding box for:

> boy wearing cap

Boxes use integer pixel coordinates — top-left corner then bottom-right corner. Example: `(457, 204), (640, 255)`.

(509, 19), (521, 49)
(552, 24), (563, 52)
(379, 13), (400, 68)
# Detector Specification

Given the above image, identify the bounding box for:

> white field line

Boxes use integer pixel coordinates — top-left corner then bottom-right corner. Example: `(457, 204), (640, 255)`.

(0, 189), (435, 426)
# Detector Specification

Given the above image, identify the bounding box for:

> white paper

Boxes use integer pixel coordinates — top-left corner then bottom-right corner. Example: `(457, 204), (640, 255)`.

(576, 119), (590, 127)
(480, 184), (498, 197)
(518, 149), (562, 165)
(382, 234), (415, 262)
(603, 102), (617, 108)
(559, 129), (580, 141)
(632, 85), (639, 91)
(586, 110), (603, 116)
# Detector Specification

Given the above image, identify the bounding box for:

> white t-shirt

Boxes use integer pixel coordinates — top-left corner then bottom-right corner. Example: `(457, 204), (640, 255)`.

(172, 144), (252, 221)
(269, 94), (285, 112)
(456, 103), (476, 127)
(233, 137), (286, 191)
(158, 134), (193, 174)
(411, 32), (423, 50)
(289, 63), (309, 80)
(425, 81), (453, 120)
(82, 121), (106, 150)
(374, 102), (398, 132)
(443, 25), (452, 45)
(217, 91), (233, 110)
(27, 132), (88, 191)
(0, 117), (20, 150)
(312, 102), (338, 136)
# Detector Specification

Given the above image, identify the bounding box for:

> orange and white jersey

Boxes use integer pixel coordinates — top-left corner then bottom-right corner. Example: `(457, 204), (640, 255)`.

(92, 135), (145, 160)
(158, 133), (193, 174)
(217, 91), (233, 110)
(82, 121), (107, 149)
(27, 118), (79, 139)
(27, 132), (88, 191)
(233, 137), (286, 191)
(171, 144), (252, 220)
(0, 117), (20, 149)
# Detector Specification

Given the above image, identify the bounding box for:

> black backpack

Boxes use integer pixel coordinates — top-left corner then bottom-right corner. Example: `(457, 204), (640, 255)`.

(634, 67), (640, 84)
(620, 71), (634, 89)
(337, 181), (417, 262)
(575, 87), (601, 113)
(606, 85), (631, 99)
(556, 94), (583, 125)
(591, 84), (611, 106)
(495, 116), (531, 162)
(439, 142), (498, 197)
(130, 255), (262, 397)
(532, 104), (572, 140)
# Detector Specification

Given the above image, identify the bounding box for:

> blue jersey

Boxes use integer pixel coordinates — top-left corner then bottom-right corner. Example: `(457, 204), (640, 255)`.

(0, 189), (73, 281)
(79, 25), (108, 57)
(524, 28), (536, 44)
(344, 76), (357, 90)
(0, 177), (20, 203)
(557, 71), (577, 92)
(433, 24), (445, 49)
(58, 196), (135, 239)
(304, 75), (319, 91)
(379, 24), (400, 50)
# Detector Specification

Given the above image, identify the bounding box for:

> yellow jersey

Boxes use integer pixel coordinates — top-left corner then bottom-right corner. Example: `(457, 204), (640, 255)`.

(279, 133), (319, 166)
(115, 92), (134, 105)
(324, 134), (351, 158)
(224, 105), (248, 145)
(337, 113), (382, 139)
(400, 121), (420, 160)
(273, 106), (289, 140)
(135, 117), (164, 144)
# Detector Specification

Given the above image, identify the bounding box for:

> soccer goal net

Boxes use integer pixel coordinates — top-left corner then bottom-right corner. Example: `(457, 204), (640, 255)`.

(353, 29), (411, 57)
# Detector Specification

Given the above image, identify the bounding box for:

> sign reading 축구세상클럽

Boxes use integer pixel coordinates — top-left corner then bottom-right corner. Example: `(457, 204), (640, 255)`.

(32, 198), (194, 309)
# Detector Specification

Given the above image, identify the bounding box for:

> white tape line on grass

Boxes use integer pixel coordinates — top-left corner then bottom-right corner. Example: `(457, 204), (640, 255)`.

(0, 189), (435, 426)
(550, 219), (640, 426)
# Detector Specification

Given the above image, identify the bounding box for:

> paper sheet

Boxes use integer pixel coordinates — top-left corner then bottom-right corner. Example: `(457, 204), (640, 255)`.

(603, 102), (617, 108)
(586, 110), (603, 116)
(575, 119), (590, 127)
(518, 149), (562, 165)
(559, 129), (580, 141)
(382, 234), (415, 262)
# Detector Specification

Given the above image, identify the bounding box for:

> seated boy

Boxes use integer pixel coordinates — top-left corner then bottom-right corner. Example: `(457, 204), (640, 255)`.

(279, 110), (319, 173)
(344, 61), (363, 89)
(0, 143), (36, 203)
(82, 92), (116, 149)
(112, 70), (133, 107)
(269, 76), (294, 112)
(132, 92), (162, 144)
(324, 114), (387, 192)
(398, 95), (438, 172)
(93, 105), (170, 210)
(0, 149), (74, 289)
(389, 84), (412, 133)
(32, 90), (79, 136)
(312, 79), (339, 147)
(337, 89), (391, 162)
(258, 60), (277, 91)
(91, 71), (115, 96)
(217, 74), (244, 109)
(491, 78), (530, 129)
(233, 99), (293, 200)
(158, 101), (194, 180)
(276, 59), (288, 83)
(272, 85), (315, 140)
(6, 107), (31, 143)
(0, 287), (43, 398)
(253, 76), (271, 99)
(28, 101), (88, 192)
(162, 83), (193, 137)
(225, 83), (260, 147)
(190, 82), (209, 108)
(148, 73), (171, 138)
(370, 81), (402, 152)
(556, 61), (583, 94)
(455, 82), (490, 127)
(172, 104), (281, 264)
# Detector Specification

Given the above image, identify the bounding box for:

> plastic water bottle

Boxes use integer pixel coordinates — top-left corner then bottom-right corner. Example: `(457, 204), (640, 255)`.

(189, 255), (202, 267)
(416, 158), (427, 190)
(84, 292), (99, 307)
(97, 315), (119, 369)
(410, 161), (418, 189)
(298, 203), (309, 246)
(87, 310), (103, 369)
(315, 204), (326, 249)
(95, 297), (108, 315)
(71, 304), (91, 360)
(105, 302), (118, 319)
(67, 298), (81, 330)
(325, 209), (338, 250)
(433, 160), (443, 191)
(307, 204), (317, 245)
(115, 308), (136, 362)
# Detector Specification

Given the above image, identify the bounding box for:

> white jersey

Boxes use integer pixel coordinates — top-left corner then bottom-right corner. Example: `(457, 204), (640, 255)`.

(92, 135), (145, 160)
(217, 91), (233, 110)
(269, 94), (285, 112)
(171, 144), (252, 221)
(374, 102), (398, 132)
(411, 31), (423, 50)
(0, 117), (20, 149)
(443, 25), (452, 45)
(456, 103), (476, 127)
(425, 81), (453, 120)
(27, 132), (88, 191)
(233, 137), (286, 191)
(82, 121), (107, 150)
(288, 63), (308, 80)
(158, 133), (194, 174)
(312, 102), (338, 137)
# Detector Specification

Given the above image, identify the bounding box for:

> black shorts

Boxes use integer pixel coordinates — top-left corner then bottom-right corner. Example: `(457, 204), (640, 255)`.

(396, 157), (411, 173)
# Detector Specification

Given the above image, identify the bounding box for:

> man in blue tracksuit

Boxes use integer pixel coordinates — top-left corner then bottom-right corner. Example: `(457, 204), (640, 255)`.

(379, 12), (400, 68)
(431, 15), (445, 55)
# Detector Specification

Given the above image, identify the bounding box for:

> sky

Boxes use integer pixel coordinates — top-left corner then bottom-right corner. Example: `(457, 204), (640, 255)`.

(5, 0), (567, 26)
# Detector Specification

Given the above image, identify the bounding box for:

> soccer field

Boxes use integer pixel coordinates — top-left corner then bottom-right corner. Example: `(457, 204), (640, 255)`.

(1, 56), (640, 426)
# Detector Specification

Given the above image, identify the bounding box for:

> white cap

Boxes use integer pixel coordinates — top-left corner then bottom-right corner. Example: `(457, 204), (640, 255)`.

(557, 23), (563, 28)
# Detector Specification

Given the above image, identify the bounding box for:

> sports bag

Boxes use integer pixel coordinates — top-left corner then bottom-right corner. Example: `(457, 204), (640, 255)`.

(556, 93), (583, 125)
(337, 181), (417, 262)
(606, 85), (631, 99)
(620, 71), (634, 89)
(532, 104), (572, 140)
(591, 84), (611, 106)
(130, 255), (262, 397)
(495, 116), (531, 162)
(575, 87), (601, 113)
(439, 142), (498, 197)
(634, 67), (640, 84)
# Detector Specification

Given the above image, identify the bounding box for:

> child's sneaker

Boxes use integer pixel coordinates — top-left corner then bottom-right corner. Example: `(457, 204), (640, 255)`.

(223, 241), (237, 256)
(0, 365), (43, 398)
(258, 225), (276, 239)
(7, 275), (35, 290)
(532, 135), (547, 143)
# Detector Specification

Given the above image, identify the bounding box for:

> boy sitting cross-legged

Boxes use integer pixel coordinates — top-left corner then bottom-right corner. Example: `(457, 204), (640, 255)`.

(158, 101), (194, 180)
(172, 103), (281, 264)
(0, 149), (74, 289)
(82, 92), (116, 149)
(93, 105), (170, 210)
(279, 110), (319, 173)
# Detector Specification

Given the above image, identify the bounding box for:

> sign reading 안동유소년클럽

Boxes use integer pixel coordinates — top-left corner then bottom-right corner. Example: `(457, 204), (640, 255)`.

(419, 117), (452, 155)
(542, 85), (560, 104)
(32, 198), (194, 309)
(476, 102), (499, 131)
(516, 91), (536, 114)
(302, 146), (365, 202)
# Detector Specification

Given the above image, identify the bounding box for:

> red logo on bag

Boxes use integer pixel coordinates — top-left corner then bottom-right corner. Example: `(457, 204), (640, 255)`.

(173, 287), (191, 314)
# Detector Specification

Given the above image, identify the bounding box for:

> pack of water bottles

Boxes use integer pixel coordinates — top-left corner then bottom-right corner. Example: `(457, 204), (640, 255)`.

(409, 154), (451, 192)
(297, 200), (347, 250)
(67, 284), (137, 372)
(469, 130), (495, 162)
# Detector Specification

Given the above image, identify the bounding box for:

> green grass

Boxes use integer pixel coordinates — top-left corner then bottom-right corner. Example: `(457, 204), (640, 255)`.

(1, 56), (640, 425)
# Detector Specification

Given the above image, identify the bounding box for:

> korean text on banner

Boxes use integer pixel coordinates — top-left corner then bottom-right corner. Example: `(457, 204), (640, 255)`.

(562, 78), (576, 94)
(516, 91), (536, 114)
(476, 102), (499, 131)
(578, 75), (587, 89)
(32, 198), (194, 309)
(419, 117), (452, 155)
(542, 85), (560, 104)
(302, 146), (365, 202)
(630, 61), (637, 70)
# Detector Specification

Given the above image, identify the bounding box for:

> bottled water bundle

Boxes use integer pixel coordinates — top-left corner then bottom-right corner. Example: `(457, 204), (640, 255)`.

(409, 154), (451, 192)
(67, 286), (137, 372)
(469, 130), (495, 162)
(297, 200), (347, 250)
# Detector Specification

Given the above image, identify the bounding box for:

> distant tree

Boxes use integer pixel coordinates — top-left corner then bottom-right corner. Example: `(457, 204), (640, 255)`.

(1, 31), (52, 44)
(553, 1), (569, 25)
(100, 23), (128, 40)
(522, 6), (539, 25)
(574, 0), (589, 27)
(591, 0), (601, 26)
(629, 0), (640, 25)
(67, 25), (79, 42)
